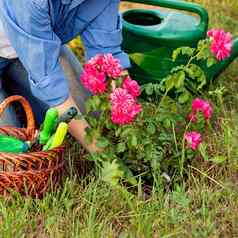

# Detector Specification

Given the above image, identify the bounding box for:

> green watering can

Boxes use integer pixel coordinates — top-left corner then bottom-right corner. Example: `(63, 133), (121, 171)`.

(121, 0), (238, 84)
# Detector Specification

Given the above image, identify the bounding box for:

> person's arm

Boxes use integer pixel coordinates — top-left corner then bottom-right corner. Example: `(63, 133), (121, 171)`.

(81, 0), (131, 69)
(0, 0), (98, 152)
(54, 96), (98, 152)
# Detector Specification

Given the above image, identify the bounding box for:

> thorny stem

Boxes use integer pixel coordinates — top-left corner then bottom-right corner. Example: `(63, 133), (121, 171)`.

(172, 123), (178, 153)
(186, 55), (196, 67)
(158, 89), (169, 110)
(180, 120), (192, 177)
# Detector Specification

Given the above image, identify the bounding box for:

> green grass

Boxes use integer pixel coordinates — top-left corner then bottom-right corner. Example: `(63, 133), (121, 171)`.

(1, 1), (238, 237)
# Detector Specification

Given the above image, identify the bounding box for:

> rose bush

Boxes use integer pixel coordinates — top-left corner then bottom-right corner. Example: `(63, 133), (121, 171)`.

(80, 29), (232, 187)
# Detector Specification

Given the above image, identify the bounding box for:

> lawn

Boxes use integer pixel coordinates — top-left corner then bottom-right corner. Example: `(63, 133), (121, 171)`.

(1, 1), (238, 237)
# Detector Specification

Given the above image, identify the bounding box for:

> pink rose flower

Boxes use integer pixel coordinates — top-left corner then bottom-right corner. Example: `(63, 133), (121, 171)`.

(80, 66), (106, 95)
(122, 76), (141, 98)
(110, 88), (142, 125)
(207, 29), (232, 61)
(191, 98), (213, 121)
(81, 53), (124, 94)
(184, 132), (202, 150)
(202, 101), (213, 120)
(192, 98), (204, 111)
(87, 54), (104, 68)
(101, 54), (123, 78)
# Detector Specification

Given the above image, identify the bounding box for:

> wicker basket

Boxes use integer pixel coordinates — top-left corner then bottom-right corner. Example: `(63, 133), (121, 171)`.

(0, 96), (65, 198)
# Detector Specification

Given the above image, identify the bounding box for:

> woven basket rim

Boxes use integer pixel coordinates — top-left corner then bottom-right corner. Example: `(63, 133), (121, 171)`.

(0, 146), (65, 155)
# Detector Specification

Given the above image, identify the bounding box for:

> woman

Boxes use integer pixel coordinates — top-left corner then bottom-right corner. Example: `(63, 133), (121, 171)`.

(0, 0), (130, 152)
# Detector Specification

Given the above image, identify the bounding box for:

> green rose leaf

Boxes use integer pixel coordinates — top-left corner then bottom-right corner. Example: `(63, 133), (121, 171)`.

(146, 123), (156, 135)
(128, 134), (138, 149)
(145, 83), (154, 96)
(178, 90), (190, 104)
(175, 71), (185, 89)
(101, 160), (124, 186)
(96, 137), (110, 148)
(116, 142), (126, 153)
(172, 47), (195, 61)
(165, 75), (175, 92)
(207, 57), (217, 67)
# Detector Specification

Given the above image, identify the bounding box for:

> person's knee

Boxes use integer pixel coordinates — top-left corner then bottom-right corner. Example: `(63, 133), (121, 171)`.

(0, 90), (20, 127)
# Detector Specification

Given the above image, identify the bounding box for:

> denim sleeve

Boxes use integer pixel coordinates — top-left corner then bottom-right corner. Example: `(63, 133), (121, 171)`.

(81, 0), (131, 69)
(0, 0), (70, 107)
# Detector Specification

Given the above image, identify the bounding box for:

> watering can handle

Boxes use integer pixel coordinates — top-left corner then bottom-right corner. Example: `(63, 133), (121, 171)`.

(122, 0), (208, 32)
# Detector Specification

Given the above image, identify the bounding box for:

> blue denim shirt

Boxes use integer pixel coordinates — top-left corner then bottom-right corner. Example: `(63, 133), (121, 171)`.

(0, 0), (130, 106)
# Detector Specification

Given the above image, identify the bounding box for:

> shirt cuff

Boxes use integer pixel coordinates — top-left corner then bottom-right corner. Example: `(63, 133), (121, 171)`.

(29, 65), (70, 107)
(113, 51), (131, 69)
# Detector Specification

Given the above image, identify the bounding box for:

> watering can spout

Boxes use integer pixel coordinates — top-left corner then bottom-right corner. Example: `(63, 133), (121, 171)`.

(231, 37), (238, 57)
(208, 37), (238, 79)
(222, 37), (238, 65)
